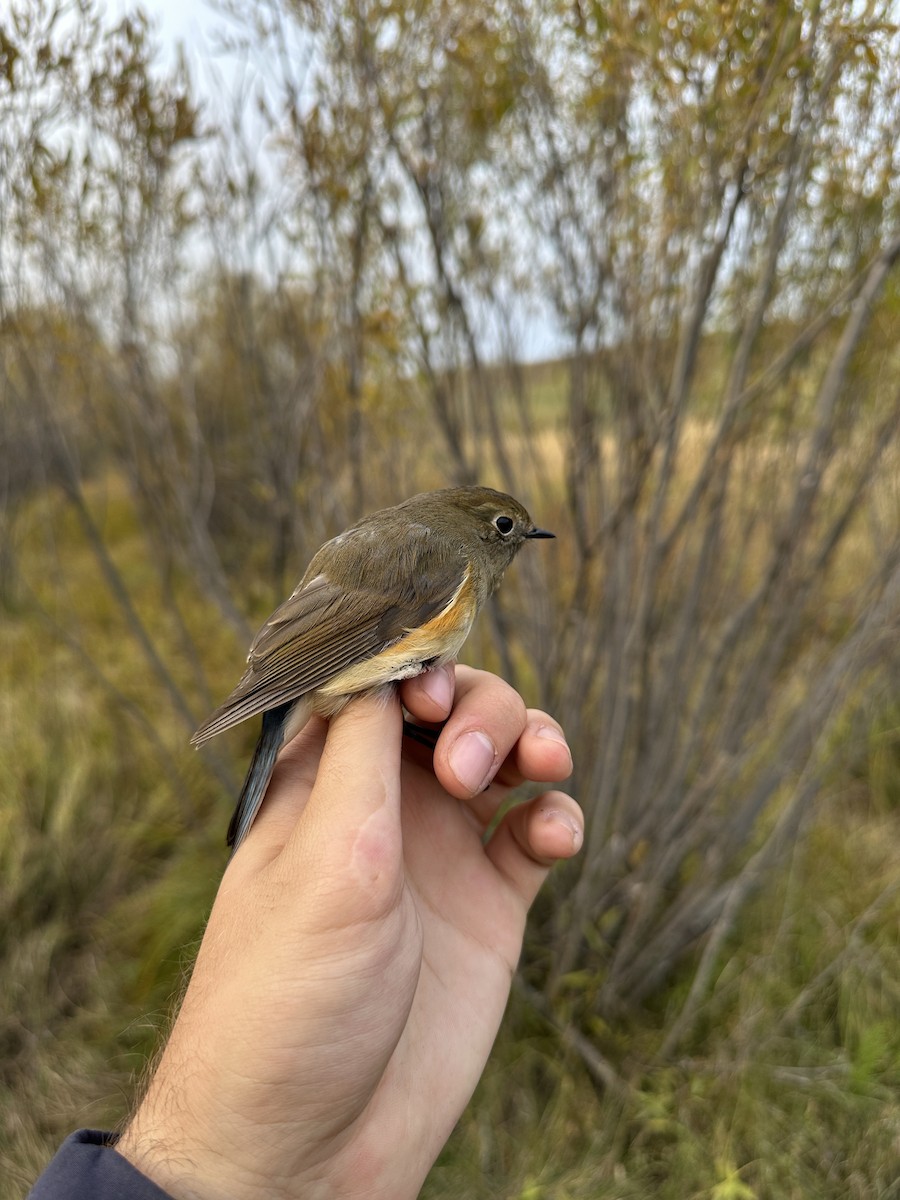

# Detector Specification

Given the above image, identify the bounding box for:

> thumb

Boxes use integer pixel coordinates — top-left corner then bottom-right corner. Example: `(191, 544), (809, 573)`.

(279, 688), (406, 918)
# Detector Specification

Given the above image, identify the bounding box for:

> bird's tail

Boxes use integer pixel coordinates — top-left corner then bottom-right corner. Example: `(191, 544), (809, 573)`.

(227, 702), (291, 854)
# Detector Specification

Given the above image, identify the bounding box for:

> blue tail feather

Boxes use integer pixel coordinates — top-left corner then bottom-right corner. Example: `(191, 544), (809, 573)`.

(227, 703), (291, 853)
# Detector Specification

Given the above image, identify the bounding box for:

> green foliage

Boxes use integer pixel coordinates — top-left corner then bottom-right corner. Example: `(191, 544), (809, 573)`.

(0, 482), (227, 1194)
(3, 401), (898, 1200)
(423, 801), (900, 1200)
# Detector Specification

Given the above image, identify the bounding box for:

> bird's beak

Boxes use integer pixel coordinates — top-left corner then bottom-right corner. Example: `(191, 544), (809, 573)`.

(526, 527), (555, 539)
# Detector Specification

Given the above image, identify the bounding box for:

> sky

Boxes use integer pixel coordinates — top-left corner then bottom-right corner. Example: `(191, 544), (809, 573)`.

(120, 0), (564, 362)
(104, 0), (231, 92)
(136, 0), (220, 55)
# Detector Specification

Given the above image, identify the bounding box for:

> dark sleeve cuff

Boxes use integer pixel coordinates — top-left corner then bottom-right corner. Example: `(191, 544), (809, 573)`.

(28, 1130), (174, 1200)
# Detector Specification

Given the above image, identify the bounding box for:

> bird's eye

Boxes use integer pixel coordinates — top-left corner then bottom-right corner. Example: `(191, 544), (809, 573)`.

(494, 515), (515, 535)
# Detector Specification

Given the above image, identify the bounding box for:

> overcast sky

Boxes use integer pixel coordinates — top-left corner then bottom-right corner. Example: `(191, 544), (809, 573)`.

(104, 0), (228, 87)
(126, 0), (564, 362)
(140, 0), (219, 52)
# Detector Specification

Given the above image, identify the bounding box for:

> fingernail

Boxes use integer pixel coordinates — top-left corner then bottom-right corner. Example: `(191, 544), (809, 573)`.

(420, 665), (453, 713)
(449, 730), (496, 794)
(536, 724), (573, 770)
(542, 806), (584, 852)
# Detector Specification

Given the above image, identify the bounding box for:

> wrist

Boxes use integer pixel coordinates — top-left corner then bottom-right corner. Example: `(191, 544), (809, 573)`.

(116, 1104), (434, 1200)
(116, 1099), (275, 1200)
(116, 1093), (430, 1200)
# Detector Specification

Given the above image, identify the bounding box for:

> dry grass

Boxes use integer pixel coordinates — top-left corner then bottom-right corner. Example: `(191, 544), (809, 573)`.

(1, 375), (898, 1198)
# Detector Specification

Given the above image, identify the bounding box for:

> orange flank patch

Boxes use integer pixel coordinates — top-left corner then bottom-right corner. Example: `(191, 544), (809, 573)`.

(316, 567), (479, 700)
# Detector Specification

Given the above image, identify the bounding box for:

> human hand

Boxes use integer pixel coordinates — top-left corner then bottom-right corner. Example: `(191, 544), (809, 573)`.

(116, 665), (582, 1200)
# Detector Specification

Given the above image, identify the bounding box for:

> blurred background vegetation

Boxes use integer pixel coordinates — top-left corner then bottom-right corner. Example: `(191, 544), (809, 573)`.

(2, 0), (899, 1195)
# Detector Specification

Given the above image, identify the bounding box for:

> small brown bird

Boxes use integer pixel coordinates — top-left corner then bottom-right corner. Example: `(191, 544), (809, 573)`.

(192, 486), (554, 852)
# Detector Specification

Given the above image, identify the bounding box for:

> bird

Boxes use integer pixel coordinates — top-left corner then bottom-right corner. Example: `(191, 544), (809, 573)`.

(191, 485), (554, 853)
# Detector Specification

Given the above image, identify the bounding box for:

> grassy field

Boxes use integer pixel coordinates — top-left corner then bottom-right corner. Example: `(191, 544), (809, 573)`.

(426, 790), (900, 1199)
(1, 383), (899, 1199)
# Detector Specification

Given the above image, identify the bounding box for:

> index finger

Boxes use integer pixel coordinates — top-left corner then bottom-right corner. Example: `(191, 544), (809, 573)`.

(427, 668), (573, 822)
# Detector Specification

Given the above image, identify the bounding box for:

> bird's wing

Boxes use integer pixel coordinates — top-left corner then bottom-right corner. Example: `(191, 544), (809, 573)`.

(191, 529), (466, 745)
